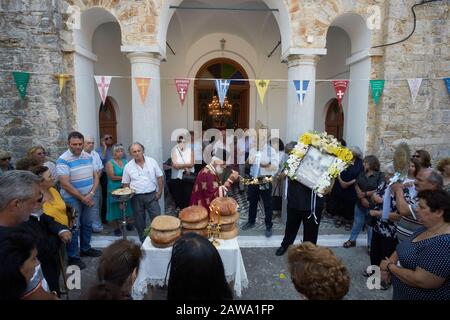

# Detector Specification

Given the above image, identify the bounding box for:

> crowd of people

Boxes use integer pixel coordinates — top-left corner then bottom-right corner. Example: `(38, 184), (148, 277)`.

(0, 129), (449, 300)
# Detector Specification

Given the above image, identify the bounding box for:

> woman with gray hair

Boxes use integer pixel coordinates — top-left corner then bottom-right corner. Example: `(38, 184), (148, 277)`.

(105, 144), (132, 236)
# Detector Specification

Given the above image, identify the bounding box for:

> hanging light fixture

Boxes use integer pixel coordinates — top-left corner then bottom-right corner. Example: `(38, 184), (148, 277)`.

(208, 96), (232, 116)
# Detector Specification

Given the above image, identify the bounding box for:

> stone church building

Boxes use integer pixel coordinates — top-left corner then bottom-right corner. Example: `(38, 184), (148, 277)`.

(0, 0), (449, 165)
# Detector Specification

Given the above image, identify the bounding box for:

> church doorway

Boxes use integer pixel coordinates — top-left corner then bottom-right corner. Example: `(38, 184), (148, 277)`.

(194, 58), (249, 131)
(325, 98), (344, 141)
(98, 96), (118, 144)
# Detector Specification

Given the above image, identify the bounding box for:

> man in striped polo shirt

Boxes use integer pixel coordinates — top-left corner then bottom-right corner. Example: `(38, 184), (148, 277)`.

(392, 168), (443, 242)
(57, 131), (102, 269)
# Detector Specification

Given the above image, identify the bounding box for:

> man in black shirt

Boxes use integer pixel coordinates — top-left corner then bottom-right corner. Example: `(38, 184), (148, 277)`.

(275, 180), (325, 256)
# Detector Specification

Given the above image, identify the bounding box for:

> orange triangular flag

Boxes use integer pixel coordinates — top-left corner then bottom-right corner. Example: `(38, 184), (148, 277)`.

(134, 77), (151, 104)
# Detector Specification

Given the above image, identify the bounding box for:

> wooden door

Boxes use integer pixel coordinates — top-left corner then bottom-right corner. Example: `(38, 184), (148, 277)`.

(325, 99), (344, 140)
(98, 97), (117, 144)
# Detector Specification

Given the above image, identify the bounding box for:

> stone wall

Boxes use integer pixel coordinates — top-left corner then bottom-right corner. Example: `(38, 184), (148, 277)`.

(369, 0), (450, 166)
(0, 0), (75, 162)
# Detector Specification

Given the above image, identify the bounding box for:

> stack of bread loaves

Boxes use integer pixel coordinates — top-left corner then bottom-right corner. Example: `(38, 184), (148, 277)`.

(150, 215), (181, 248)
(179, 205), (209, 237)
(209, 197), (240, 240)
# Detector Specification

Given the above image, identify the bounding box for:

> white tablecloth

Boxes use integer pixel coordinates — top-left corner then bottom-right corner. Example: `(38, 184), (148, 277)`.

(132, 237), (248, 300)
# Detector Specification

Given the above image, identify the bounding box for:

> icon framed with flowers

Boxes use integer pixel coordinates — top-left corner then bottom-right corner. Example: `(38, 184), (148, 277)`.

(295, 146), (338, 193)
(285, 131), (353, 196)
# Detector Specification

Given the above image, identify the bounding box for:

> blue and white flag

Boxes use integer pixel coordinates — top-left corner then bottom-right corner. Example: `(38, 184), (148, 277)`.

(445, 78), (450, 97)
(293, 80), (310, 106)
(215, 79), (231, 107)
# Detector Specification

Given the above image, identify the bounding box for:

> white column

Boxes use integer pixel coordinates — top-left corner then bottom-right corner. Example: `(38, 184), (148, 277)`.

(127, 52), (163, 164)
(285, 54), (320, 142)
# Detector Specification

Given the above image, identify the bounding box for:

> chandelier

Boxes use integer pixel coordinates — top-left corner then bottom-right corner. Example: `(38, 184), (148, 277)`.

(208, 96), (232, 116)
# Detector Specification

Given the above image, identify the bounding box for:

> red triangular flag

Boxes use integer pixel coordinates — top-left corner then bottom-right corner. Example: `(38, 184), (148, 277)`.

(175, 78), (190, 106)
(332, 80), (349, 107)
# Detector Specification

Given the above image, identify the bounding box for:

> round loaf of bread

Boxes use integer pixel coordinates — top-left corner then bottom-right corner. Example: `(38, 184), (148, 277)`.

(151, 239), (177, 248)
(219, 222), (236, 232)
(210, 197), (238, 216)
(179, 205), (208, 222)
(181, 228), (209, 238)
(210, 212), (240, 225)
(181, 217), (209, 230)
(151, 215), (181, 231)
(218, 226), (238, 240)
(150, 228), (181, 245)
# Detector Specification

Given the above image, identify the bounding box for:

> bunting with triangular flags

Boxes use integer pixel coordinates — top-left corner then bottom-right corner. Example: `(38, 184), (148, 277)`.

(370, 79), (385, 105)
(94, 76), (112, 105)
(407, 78), (422, 103)
(12, 71), (30, 100)
(255, 80), (270, 104)
(332, 80), (349, 108)
(293, 80), (309, 106)
(444, 78), (450, 98)
(55, 74), (70, 94)
(175, 78), (190, 106)
(134, 77), (150, 104)
(214, 79), (231, 107)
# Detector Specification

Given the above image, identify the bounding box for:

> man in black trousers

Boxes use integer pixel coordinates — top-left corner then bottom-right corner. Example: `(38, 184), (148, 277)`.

(275, 180), (324, 255)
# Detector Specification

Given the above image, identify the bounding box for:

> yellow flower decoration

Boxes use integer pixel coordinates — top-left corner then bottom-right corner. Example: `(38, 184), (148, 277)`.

(300, 133), (313, 145)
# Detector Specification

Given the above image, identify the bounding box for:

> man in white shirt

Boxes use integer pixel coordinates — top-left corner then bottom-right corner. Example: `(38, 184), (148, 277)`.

(122, 142), (164, 242)
(242, 135), (279, 238)
(84, 136), (104, 233)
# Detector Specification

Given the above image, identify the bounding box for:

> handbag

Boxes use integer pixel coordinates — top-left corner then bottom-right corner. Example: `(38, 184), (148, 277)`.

(272, 179), (282, 211)
(65, 205), (78, 230)
(176, 147), (197, 183)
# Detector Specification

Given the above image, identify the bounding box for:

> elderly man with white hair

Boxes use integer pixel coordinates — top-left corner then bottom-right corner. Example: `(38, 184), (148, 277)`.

(189, 148), (239, 212)
(84, 135), (104, 233)
(122, 142), (164, 242)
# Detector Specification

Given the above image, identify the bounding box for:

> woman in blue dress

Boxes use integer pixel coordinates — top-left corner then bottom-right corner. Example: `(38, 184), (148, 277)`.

(105, 144), (132, 236)
(380, 189), (450, 300)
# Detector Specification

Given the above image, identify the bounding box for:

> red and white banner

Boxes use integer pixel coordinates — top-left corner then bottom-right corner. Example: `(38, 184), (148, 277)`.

(94, 76), (112, 105)
(175, 78), (190, 106)
(332, 80), (349, 107)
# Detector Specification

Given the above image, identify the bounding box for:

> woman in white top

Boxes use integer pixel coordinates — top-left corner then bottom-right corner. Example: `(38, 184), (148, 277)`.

(171, 135), (195, 210)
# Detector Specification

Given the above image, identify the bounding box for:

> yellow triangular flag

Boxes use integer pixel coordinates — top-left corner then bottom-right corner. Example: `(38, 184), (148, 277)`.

(134, 77), (151, 104)
(255, 80), (270, 104)
(55, 74), (70, 93)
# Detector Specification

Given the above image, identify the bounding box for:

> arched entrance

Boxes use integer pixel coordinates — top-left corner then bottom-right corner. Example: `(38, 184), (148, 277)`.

(325, 99), (344, 141)
(194, 58), (249, 130)
(99, 96), (118, 144)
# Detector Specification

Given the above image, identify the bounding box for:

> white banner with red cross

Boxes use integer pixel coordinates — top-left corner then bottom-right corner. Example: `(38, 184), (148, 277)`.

(94, 76), (112, 105)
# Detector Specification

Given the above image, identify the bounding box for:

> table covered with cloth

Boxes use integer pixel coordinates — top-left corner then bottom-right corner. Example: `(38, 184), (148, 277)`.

(131, 236), (248, 299)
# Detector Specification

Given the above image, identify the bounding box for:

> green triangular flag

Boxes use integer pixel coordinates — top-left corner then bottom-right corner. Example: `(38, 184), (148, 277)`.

(370, 79), (385, 105)
(12, 72), (30, 100)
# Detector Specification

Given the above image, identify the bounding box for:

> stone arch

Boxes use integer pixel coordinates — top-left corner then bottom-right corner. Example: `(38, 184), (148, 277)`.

(323, 12), (371, 152)
(157, 0), (292, 58)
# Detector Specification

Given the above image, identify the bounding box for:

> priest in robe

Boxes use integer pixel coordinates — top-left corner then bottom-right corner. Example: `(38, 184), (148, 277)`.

(189, 149), (239, 212)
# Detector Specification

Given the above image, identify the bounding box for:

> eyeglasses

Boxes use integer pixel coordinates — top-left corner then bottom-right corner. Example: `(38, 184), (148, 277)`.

(412, 155), (420, 158)
(105, 136), (113, 140)
(36, 152), (46, 156)
(0, 157), (11, 161)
